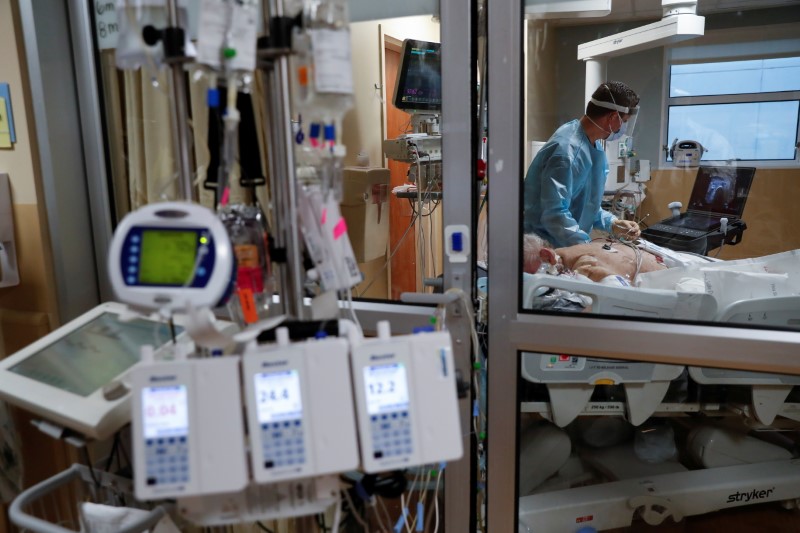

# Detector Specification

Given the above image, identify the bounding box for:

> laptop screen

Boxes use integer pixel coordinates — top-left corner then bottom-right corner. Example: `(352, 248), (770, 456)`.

(687, 166), (756, 218)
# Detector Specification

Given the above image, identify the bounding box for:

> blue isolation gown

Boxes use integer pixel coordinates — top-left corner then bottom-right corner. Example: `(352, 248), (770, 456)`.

(523, 119), (616, 248)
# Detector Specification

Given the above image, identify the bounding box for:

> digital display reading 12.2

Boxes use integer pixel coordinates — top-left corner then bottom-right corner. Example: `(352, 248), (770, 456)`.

(138, 230), (199, 285)
(363, 363), (410, 415)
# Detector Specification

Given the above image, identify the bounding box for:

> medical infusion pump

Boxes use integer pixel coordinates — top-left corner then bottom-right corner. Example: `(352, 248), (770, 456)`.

(129, 323), (463, 500)
(669, 139), (706, 168)
(108, 202), (235, 312)
(351, 322), (463, 472)
(383, 134), (442, 163)
(242, 334), (360, 484)
(130, 355), (249, 500)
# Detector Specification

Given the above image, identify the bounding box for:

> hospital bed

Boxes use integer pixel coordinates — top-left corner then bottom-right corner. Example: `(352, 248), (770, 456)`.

(520, 247), (800, 427)
(518, 253), (800, 532)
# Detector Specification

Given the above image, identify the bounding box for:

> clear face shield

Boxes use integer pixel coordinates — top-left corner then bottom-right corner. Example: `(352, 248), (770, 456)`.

(590, 98), (640, 138)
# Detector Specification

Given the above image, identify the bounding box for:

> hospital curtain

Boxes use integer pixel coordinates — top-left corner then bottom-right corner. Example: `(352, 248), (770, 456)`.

(99, 51), (272, 220)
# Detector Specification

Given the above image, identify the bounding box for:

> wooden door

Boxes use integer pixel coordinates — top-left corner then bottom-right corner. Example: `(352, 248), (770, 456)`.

(384, 44), (418, 299)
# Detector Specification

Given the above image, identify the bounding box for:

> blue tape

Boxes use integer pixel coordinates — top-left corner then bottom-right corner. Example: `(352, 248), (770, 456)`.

(324, 123), (335, 141)
(207, 88), (220, 108)
(393, 508), (409, 533)
(416, 502), (424, 531)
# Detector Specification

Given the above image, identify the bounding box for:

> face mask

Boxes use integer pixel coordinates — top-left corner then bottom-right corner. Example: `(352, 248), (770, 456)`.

(606, 114), (627, 142)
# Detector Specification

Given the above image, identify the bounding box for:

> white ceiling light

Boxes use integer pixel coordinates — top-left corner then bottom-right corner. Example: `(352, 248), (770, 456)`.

(524, 0), (613, 19)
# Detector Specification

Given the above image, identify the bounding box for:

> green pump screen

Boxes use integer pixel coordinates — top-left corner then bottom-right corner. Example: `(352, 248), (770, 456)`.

(138, 230), (199, 285)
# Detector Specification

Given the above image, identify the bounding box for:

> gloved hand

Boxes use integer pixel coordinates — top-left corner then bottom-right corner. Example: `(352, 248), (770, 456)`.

(612, 219), (640, 240)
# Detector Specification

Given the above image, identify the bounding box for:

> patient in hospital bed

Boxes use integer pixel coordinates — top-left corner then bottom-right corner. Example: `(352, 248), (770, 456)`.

(523, 232), (800, 316)
(522, 233), (668, 283)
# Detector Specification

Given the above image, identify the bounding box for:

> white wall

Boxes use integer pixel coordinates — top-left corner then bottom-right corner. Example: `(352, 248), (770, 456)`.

(342, 15), (440, 167)
(0, 0), (59, 348)
(0, 0), (40, 205)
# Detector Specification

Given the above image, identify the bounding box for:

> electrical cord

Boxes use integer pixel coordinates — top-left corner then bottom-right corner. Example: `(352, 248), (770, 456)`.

(400, 493), (413, 533)
(82, 446), (102, 489)
(341, 485), (370, 532)
(104, 433), (121, 473)
(343, 288), (363, 332)
(255, 521), (275, 533)
(433, 467), (443, 533)
(357, 210), (420, 297)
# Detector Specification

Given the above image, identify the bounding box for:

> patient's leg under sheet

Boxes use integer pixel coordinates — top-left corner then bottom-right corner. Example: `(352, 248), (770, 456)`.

(635, 249), (800, 313)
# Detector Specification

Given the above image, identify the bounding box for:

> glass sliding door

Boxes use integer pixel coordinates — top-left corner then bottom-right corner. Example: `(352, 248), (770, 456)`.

(486, 1), (800, 531)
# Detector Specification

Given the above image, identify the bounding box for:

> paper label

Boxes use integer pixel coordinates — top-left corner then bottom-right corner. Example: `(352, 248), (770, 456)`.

(196, 0), (258, 71)
(309, 29), (354, 95)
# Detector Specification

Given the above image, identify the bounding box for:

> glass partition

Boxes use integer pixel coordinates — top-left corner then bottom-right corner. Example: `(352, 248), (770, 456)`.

(485, 2), (800, 533)
(518, 5), (800, 326)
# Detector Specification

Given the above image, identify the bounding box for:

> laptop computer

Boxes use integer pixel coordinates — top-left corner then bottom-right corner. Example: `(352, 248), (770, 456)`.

(667, 165), (756, 232)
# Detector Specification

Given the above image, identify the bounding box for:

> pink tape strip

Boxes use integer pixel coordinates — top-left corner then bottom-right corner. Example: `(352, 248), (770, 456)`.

(333, 218), (347, 240)
(320, 208), (327, 225)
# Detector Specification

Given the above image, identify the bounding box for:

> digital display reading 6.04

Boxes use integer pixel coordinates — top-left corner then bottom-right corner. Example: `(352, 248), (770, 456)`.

(363, 363), (410, 415)
(138, 230), (198, 285)
(142, 385), (189, 439)
(254, 370), (303, 423)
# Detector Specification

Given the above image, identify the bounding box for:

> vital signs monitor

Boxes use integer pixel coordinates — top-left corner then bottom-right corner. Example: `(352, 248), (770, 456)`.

(0, 302), (186, 439)
(108, 202), (235, 312)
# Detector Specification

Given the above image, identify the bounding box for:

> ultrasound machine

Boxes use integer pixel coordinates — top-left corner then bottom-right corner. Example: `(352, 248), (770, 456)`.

(642, 166), (755, 255)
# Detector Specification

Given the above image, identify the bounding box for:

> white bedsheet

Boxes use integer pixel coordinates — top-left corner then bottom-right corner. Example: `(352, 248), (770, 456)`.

(637, 249), (800, 313)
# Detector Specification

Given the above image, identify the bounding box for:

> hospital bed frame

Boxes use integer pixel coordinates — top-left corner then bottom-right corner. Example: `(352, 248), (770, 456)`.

(518, 273), (800, 531)
(521, 274), (800, 426)
(518, 459), (800, 533)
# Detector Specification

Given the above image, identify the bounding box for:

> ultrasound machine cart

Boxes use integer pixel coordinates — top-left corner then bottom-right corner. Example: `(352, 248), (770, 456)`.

(642, 166), (755, 256)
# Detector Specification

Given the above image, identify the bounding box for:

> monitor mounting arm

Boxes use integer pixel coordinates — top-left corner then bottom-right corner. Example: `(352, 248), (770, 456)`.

(578, 1), (705, 104)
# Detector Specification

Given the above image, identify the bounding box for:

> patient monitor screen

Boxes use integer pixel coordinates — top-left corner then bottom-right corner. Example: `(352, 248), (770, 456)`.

(364, 363), (410, 415)
(142, 385), (189, 439)
(9, 314), (179, 397)
(687, 166), (755, 217)
(393, 40), (441, 112)
(138, 229), (200, 285)
(254, 370), (304, 423)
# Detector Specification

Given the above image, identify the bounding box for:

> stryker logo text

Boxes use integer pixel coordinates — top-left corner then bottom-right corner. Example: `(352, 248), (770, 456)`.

(726, 487), (774, 504)
(370, 353), (395, 361)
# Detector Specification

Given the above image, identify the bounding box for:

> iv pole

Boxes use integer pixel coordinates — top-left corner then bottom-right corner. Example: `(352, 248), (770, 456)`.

(164, 0), (196, 202)
(258, 0), (307, 319)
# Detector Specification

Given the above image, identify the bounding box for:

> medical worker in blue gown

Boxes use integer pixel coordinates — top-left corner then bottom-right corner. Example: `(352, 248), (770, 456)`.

(523, 81), (642, 248)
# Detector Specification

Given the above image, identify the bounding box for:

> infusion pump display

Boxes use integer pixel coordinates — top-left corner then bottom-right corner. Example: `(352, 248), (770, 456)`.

(254, 370), (304, 423)
(125, 228), (214, 287)
(141, 385), (190, 440)
(363, 363), (410, 415)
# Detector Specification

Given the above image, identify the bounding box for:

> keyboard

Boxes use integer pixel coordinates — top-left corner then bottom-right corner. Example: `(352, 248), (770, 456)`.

(647, 224), (707, 239)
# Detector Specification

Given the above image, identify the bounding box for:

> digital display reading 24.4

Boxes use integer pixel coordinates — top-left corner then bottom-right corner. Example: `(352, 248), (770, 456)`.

(254, 370), (303, 423)
(142, 385), (189, 439)
(363, 363), (410, 415)
(138, 229), (199, 285)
